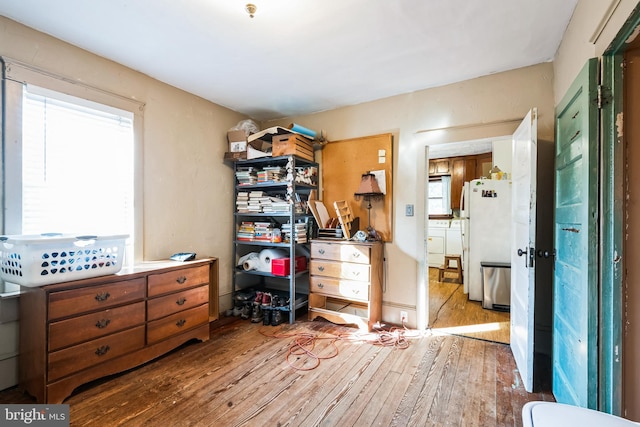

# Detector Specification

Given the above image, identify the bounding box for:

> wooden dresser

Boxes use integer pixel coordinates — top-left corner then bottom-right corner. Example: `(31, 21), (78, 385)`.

(308, 240), (383, 331)
(19, 258), (217, 404)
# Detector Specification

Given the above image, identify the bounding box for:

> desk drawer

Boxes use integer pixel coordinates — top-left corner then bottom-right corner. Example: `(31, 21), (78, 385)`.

(48, 301), (145, 352)
(310, 276), (369, 302)
(147, 285), (209, 321)
(311, 242), (371, 264)
(147, 304), (209, 344)
(48, 278), (145, 320)
(309, 259), (370, 282)
(48, 326), (145, 381)
(148, 265), (209, 297)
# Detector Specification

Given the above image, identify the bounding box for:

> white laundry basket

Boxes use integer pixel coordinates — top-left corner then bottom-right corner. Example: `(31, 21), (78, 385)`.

(0, 233), (128, 287)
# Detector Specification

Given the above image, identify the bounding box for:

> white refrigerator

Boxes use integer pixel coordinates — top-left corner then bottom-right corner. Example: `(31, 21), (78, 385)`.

(463, 179), (512, 301)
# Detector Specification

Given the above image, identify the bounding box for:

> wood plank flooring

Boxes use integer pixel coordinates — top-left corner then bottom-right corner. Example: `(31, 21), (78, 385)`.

(429, 267), (510, 344)
(0, 316), (553, 426)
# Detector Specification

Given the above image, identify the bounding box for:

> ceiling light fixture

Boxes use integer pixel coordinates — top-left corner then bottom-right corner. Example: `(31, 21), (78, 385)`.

(245, 3), (257, 18)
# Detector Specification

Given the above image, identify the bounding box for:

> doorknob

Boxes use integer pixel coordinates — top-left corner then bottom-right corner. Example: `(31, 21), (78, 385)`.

(537, 249), (550, 258)
(517, 247), (535, 268)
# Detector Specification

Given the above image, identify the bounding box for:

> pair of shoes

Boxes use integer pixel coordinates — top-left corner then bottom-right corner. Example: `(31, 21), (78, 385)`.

(240, 304), (251, 320)
(263, 308), (272, 325)
(250, 305), (263, 323)
(232, 305), (243, 317)
(271, 310), (284, 326)
(261, 292), (272, 307)
(235, 290), (254, 302)
(253, 291), (263, 305)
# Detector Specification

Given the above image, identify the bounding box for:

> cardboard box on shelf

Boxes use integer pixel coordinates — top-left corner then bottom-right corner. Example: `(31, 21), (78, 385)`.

(227, 130), (247, 152)
(247, 139), (272, 159)
(224, 151), (248, 162)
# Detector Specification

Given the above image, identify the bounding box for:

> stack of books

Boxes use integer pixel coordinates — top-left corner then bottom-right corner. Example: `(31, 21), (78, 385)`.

(253, 222), (274, 241)
(257, 166), (285, 183)
(237, 222), (256, 241)
(236, 167), (257, 185)
(282, 222), (308, 243)
(236, 191), (250, 213)
(262, 196), (290, 213)
(247, 191), (266, 213)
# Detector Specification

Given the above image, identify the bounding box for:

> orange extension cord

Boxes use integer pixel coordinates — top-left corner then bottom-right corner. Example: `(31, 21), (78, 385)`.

(260, 322), (418, 371)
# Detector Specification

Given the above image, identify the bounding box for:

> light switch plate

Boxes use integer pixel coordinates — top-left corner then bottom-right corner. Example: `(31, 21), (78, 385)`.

(405, 204), (414, 216)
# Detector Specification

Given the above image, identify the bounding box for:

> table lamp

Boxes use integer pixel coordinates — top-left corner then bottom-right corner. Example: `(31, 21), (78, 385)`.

(354, 172), (384, 240)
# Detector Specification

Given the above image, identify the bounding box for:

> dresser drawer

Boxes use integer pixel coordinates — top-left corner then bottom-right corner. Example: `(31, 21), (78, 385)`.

(310, 276), (370, 302)
(311, 242), (371, 264)
(147, 285), (209, 321)
(48, 326), (145, 382)
(309, 259), (370, 282)
(48, 301), (145, 352)
(148, 265), (209, 297)
(48, 278), (146, 320)
(147, 304), (209, 344)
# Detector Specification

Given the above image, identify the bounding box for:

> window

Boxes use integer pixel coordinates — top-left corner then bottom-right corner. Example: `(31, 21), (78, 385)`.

(428, 176), (452, 216)
(4, 79), (137, 265)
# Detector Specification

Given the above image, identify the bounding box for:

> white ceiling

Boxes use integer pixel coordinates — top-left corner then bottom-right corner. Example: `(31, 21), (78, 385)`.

(0, 0), (578, 121)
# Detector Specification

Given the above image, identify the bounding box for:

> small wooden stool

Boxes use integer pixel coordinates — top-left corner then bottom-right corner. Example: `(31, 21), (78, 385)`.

(442, 254), (463, 283)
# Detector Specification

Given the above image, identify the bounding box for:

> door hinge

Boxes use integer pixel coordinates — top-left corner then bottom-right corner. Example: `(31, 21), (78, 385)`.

(597, 85), (612, 109)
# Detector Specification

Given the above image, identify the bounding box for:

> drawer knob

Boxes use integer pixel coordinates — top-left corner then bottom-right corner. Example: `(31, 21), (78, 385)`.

(352, 252), (360, 258)
(176, 319), (186, 327)
(95, 319), (111, 329)
(95, 345), (110, 356)
(176, 276), (187, 284)
(319, 249), (325, 254)
(317, 283), (324, 289)
(95, 292), (110, 302)
(352, 289), (360, 294)
(351, 271), (360, 277)
(318, 266), (325, 272)
(176, 297), (187, 306)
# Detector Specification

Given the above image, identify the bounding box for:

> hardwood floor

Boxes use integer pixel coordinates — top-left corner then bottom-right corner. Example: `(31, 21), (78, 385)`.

(0, 316), (553, 426)
(429, 267), (510, 344)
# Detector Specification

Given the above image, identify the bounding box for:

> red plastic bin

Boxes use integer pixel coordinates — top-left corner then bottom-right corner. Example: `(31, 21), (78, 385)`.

(271, 256), (307, 276)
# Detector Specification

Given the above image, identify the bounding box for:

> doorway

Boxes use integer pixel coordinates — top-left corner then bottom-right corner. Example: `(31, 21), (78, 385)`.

(426, 137), (511, 344)
(600, 20), (640, 418)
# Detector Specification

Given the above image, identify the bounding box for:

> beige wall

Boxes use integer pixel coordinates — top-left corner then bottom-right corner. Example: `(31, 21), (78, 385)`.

(264, 63), (555, 327)
(0, 16), (245, 310)
(554, 0), (640, 102)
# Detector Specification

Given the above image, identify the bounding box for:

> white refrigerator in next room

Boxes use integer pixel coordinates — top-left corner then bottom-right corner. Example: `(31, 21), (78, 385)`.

(463, 179), (512, 301)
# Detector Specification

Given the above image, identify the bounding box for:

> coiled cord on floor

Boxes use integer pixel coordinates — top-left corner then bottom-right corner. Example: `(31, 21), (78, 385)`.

(260, 322), (417, 371)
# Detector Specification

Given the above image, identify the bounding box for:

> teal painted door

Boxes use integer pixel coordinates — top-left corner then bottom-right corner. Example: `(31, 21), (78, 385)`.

(553, 58), (599, 408)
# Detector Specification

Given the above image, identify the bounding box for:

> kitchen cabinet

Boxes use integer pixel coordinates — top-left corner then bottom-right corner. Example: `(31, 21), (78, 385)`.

(451, 157), (478, 210)
(428, 159), (451, 176)
(477, 153), (493, 178)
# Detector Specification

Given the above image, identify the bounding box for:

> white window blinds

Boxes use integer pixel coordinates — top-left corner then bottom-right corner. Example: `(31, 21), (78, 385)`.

(21, 86), (134, 240)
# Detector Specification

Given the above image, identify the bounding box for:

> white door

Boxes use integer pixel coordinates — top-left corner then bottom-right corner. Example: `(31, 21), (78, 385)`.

(510, 108), (538, 392)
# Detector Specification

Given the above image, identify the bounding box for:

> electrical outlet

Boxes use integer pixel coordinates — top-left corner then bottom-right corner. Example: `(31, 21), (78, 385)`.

(400, 311), (408, 324)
